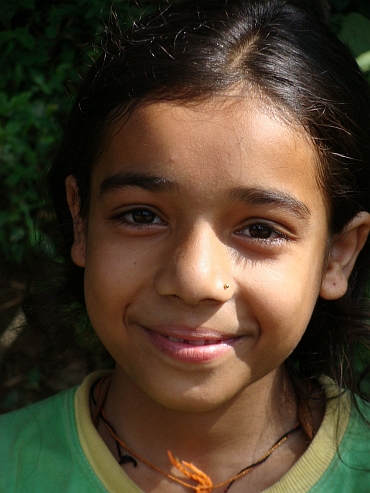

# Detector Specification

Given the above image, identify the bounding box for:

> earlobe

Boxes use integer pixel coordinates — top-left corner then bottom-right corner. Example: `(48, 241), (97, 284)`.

(320, 211), (370, 300)
(65, 175), (86, 268)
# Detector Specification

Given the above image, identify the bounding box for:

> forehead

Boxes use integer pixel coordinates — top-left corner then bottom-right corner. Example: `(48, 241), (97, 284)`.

(93, 97), (326, 218)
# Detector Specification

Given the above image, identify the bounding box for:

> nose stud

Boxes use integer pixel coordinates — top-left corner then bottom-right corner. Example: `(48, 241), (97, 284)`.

(223, 283), (230, 290)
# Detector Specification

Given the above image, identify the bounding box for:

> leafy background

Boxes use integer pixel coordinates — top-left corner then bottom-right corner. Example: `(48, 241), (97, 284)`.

(0, 0), (370, 411)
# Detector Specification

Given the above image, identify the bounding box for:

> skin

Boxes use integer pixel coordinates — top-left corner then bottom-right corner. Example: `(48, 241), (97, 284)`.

(66, 98), (370, 492)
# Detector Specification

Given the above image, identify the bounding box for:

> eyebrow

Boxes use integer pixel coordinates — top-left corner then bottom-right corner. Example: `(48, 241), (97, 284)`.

(99, 172), (310, 219)
(99, 172), (179, 196)
(228, 187), (311, 220)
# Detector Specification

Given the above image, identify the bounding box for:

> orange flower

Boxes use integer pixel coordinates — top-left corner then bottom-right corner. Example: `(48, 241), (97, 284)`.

(167, 451), (213, 493)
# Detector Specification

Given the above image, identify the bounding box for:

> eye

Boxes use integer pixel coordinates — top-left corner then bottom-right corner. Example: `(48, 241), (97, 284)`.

(248, 223), (276, 239)
(111, 207), (166, 227)
(126, 209), (161, 224)
(237, 222), (288, 241)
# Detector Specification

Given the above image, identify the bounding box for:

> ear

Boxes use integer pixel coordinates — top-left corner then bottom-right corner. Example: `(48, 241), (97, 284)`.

(320, 211), (370, 300)
(65, 175), (86, 268)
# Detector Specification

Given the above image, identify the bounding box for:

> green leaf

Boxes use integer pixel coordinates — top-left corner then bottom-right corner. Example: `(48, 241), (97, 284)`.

(13, 27), (36, 50)
(356, 50), (370, 71)
(332, 12), (370, 58)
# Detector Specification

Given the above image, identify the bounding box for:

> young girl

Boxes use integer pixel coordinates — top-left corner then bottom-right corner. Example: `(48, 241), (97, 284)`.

(2, 0), (370, 491)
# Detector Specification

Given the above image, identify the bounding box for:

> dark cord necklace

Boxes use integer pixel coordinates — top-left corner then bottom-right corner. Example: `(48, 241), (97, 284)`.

(90, 375), (301, 492)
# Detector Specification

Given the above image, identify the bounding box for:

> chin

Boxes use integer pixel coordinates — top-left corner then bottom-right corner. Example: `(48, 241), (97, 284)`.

(147, 384), (240, 414)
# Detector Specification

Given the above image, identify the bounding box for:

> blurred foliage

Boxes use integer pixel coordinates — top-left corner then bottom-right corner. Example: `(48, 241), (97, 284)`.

(330, 0), (370, 80)
(0, 0), (164, 267)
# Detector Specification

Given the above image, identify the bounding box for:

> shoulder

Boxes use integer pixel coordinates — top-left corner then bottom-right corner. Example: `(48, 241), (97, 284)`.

(0, 386), (77, 461)
(307, 390), (370, 492)
(0, 375), (111, 493)
(0, 385), (76, 437)
(0, 388), (78, 492)
(339, 396), (370, 465)
(309, 395), (370, 492)
(265, 382), (370, 493)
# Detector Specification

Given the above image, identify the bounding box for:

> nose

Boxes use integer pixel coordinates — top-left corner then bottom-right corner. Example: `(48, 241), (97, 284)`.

(154, 224), (233, 304)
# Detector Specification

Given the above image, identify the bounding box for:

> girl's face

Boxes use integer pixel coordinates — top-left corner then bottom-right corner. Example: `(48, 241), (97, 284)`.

(69, 98), (333, 412)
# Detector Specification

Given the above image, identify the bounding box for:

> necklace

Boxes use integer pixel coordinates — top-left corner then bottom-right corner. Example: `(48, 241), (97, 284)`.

(91, 375), (301, 493)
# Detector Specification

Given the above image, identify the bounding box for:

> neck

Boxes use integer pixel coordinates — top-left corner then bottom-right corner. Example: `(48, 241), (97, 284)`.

(100, 366), (298, 471)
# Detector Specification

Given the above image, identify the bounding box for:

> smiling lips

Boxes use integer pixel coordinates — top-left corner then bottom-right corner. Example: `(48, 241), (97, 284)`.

(143, 326), (240, 363)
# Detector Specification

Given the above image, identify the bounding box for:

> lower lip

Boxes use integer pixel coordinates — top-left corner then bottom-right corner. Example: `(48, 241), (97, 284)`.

(143, 328), (238, 363)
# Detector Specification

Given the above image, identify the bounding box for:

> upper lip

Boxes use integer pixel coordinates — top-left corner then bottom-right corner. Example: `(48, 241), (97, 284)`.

(143, 325), (238, 341)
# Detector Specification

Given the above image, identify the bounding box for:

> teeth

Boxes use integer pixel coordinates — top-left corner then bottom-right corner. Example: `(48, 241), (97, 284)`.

(190, 340), (207, 346)
(167, 337), (219, 346)
(188, 339), (220, 346)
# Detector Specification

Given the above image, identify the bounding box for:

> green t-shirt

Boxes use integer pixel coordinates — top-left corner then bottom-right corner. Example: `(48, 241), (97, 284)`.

(1, 372), (369, 492)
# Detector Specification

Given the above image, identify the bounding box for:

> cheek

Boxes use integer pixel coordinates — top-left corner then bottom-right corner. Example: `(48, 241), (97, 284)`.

(84, 234), (143, 285)
(246, 256), (325, 339)
(82, 234), (160, 333)
(82, 242), (129, 323)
